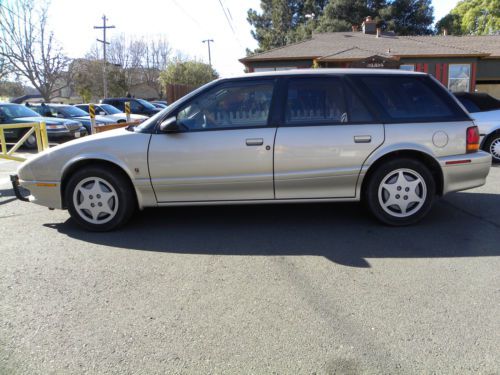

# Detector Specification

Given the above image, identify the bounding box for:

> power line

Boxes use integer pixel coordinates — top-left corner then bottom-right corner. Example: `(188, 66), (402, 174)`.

(216, 0), (243, 48)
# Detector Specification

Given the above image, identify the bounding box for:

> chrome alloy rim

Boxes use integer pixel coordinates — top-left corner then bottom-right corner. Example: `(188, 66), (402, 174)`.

(489, 137), (500, 161)
(26, 134), (36, 146)
(73, 177), (118, 224)
(378, 169), (427, 218)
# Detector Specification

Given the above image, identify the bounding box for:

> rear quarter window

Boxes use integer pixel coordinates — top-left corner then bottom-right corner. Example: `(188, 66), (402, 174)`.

(354, 75), (469, 123)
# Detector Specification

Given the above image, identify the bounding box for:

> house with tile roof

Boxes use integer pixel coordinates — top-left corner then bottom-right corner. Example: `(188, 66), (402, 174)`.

(240, 18), (500, 97)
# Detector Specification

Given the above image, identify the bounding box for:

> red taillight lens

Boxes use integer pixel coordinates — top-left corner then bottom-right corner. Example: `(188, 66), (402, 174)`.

(466, 126), (480, 153)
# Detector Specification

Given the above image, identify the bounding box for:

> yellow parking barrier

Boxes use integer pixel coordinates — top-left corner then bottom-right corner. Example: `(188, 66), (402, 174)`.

(125, 102), (131, 123)
(89, 104), (96, 134)
(0, 122), (49, 162)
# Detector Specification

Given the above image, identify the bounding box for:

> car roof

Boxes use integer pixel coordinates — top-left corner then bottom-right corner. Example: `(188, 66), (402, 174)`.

(227, 68), (426, 80)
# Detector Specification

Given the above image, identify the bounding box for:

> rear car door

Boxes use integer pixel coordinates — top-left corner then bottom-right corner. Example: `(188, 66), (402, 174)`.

(274, 76), (384, 199)
(148, 79), (277, 202)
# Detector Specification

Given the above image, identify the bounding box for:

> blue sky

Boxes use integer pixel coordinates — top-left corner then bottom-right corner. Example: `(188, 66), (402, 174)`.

(47, 0), (460, 77)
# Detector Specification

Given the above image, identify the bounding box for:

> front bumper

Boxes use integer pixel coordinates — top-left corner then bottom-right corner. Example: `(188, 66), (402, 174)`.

(439, 151), (492, 194)
(11, 174), (62, 209)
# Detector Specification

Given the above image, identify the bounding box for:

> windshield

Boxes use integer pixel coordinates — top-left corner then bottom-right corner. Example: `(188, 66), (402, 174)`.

(137, 99), (156, 110)
(99, 104), (121, 114)
(59, 106), (89, 117)
(0, 104), (41, 118)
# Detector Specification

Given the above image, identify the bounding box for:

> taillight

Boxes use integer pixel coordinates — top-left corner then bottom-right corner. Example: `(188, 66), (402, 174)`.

(466, 126), (480, 153)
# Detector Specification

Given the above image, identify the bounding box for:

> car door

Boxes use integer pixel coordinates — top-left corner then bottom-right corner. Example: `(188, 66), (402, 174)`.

(274, 76), (384, 199)
(148, 79), (277, 202)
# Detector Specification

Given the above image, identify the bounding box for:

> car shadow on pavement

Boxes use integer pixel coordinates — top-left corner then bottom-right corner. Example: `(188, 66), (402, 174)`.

(45, 192), (500, 268)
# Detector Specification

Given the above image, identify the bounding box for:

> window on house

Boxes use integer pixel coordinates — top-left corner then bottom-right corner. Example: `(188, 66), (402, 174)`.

(448, 64), (471, 92)
(399, 64), (415, 71)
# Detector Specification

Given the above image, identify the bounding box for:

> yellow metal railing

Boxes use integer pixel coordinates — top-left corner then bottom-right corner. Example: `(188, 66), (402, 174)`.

(0, 122), (49, 162)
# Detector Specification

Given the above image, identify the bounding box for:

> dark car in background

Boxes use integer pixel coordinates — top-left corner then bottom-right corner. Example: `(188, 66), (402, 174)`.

(101, 98), (161, 117)
(0, 103), (86, 148)
(151, 101), (168, 109)
(31, 104), (116, 133)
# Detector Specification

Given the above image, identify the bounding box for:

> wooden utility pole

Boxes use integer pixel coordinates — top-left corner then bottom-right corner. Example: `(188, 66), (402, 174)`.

(94, 15), (115, 98)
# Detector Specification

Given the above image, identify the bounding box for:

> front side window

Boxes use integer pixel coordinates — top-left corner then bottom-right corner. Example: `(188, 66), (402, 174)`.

(358, 76), (459, 121)
(177, 81), (274, 130)
(448, 64), (471, 92)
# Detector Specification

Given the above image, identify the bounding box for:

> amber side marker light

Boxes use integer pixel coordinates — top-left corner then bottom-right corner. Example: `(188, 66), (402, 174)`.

(466, 126), (480, 153)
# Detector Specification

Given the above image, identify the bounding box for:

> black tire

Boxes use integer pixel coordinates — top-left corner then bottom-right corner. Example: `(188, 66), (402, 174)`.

(365, 158), (436, 226)
(65, 165), (136, 231)
(23, 132), (37, 149)
(482, 132), (500, 163)
(117, 119), (126, 123)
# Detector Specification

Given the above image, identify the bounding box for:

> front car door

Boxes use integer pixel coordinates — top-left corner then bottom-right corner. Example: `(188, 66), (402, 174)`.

(274, 76), (384, 199)
(148, 79), (277, 202)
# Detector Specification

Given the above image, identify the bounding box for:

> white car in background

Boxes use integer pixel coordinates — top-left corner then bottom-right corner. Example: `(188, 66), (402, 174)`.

(455, 92), (500, 163)
(74, 103), (148, 123)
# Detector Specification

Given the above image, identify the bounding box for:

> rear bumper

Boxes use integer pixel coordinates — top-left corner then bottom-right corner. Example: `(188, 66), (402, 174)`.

(439, 151), (492, 194)
(48, 127), (87, 141)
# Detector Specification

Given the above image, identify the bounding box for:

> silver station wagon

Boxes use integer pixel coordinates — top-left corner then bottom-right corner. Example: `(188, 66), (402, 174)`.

(13, 69), (492, 231)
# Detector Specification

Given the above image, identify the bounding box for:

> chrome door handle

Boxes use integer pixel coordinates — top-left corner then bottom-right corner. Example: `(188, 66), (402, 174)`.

(354, 135), (372, 143)
(246, 138), (264, 146)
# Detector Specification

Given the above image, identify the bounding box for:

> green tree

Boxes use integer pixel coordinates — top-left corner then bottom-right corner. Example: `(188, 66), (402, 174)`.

(247, 0), (329, 52)
(159, 60), (218, 88)
(436, 0), (500, 35)
(316, 0), (374, 33)
(379, 0), (434, 35)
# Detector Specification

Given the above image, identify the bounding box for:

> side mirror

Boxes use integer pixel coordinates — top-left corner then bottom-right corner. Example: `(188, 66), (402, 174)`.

(159, 117), (188, 133)
(98, 111), (106, 115)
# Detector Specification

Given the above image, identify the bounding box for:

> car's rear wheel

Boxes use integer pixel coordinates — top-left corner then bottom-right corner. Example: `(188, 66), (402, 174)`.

(483, 132), (500, 163)
(65, 166), (135, 231)
(365, 158), (436, 226)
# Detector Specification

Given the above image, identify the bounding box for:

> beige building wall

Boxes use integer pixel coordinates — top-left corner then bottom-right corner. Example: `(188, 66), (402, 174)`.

(476, 84), (500, 99)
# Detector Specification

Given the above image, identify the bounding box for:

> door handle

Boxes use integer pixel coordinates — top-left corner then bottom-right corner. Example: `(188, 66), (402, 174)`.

(354, 135), (372, 143)
(246, 138), (264, 146)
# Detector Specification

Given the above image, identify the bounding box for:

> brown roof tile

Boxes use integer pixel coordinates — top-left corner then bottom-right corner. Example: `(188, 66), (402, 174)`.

(240, 32), (498, 62)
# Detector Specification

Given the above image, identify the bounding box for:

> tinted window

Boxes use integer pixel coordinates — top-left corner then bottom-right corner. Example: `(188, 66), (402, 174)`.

(0, 105), (41, 118)
(358, 76), (460, 121)
(77, 105), (90, 113)
(114, 101), (125, 111)
(457, 98), (480, 113)
(177, 81), (274, 130)
(286, 78), (347, 124)
(285, 78), (375, 125)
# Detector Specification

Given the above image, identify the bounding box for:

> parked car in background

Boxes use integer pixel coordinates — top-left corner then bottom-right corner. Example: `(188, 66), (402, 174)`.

(0, 103), (86, 148)
(74, 103), (148, 123)
(455, 92), (500, 163)
(151, 101), (168, 109)
(13, 70), (491, 231)
(101, 98), (162, 117)
(31, 104), (116, 134)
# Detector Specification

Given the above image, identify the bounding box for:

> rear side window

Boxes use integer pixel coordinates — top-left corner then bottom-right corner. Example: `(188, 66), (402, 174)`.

(458, 98), (480, 113)
(356, 76), (467, 122)
(285, 78), (375, 125)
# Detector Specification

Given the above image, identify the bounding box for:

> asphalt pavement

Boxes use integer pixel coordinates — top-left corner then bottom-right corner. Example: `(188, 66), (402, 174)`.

(0, 154), (499, 374)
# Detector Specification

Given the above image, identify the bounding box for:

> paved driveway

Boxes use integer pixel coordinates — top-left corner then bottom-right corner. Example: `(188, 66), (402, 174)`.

(0, 158), (499, 374)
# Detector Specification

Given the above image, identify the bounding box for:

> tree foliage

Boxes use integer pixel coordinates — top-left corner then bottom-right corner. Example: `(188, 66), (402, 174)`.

(159, 60), (218, 88)
(436, 0), (500, 35)
(0, 0), (69, 101)
(248, 0), (435, 53)
(70, 59), (127, 102)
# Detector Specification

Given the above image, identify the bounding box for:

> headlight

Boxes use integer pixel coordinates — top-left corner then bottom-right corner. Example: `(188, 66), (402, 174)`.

(46, 124), (66, 129)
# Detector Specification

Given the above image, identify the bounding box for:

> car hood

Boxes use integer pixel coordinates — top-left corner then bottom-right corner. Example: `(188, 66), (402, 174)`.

(17, 128), (152, 182)
(11, 116), (80, 125)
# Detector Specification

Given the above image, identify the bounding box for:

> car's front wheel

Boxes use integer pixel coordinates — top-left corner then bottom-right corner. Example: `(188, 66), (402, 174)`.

(65, 165), (135, 231)
(23, 132), (37, 149)
(483, 132), (500, 163)
(365, 158), (436, 226)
